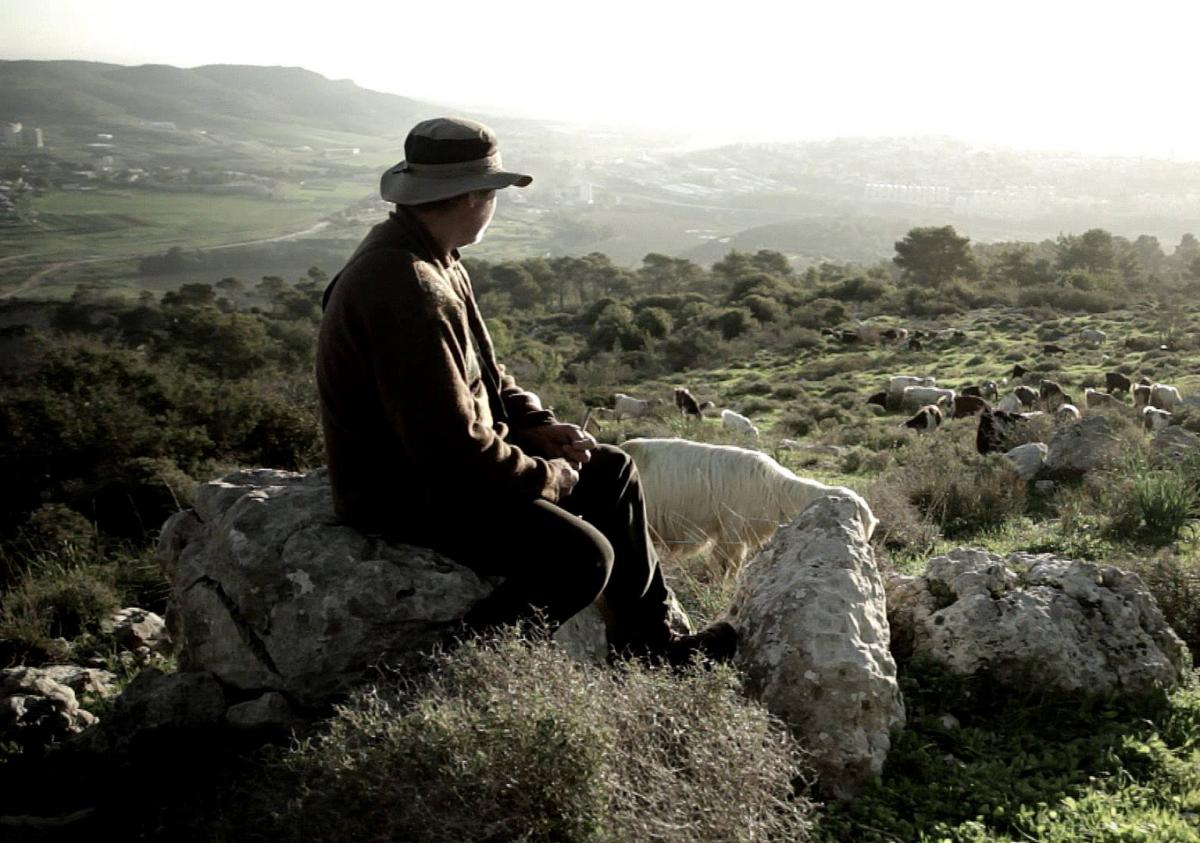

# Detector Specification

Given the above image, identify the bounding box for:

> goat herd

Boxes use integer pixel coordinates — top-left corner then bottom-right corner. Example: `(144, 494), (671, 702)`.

(878, 364), (1186, 451)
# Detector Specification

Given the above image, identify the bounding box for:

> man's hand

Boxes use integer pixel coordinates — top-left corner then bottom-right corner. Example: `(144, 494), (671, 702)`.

(515, 423), (598, 469)
(548, 458), (580, 498)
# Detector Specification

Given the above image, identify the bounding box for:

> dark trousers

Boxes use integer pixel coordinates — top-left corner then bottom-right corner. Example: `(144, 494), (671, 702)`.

(399, 445), (675, 652)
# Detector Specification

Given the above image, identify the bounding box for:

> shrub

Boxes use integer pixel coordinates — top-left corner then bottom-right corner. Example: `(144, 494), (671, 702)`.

(0, 562), (122, 664)
(739, 398), (774, 416)
(1120, 551), (1200, 663)
(866, 477), (941, 555)
(777, 411), (814, 437)
(881, 427), (1028, 538)
(218, 634), (813, 842)
(1106, 470), (1199, 547)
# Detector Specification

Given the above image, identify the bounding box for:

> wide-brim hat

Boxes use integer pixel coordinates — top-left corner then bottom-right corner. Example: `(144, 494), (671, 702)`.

(380, 117), (533, 205)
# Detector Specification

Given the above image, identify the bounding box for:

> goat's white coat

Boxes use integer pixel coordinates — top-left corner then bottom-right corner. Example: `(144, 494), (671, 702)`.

(621, 437), (877, 565)
(613, 392), (657, 419)
(901, 385), (955, 410)
(720, 408), (759, 438)
(1150, 383), (1182, 412)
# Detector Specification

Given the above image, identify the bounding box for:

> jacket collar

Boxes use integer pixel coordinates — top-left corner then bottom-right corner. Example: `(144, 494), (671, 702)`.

(386, 206), (458, 268)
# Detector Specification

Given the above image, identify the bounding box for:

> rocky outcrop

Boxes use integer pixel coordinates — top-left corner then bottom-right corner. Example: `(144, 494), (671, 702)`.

(887, 548), (1190, 702)
(1, 666), (116, 748)
(1045, 414), (1124, 474)
(1152, 425), (1200, 467)
(728, 495), (904, 800)
(1003, 442), (1047, 481)
(157, 468), (608, 711)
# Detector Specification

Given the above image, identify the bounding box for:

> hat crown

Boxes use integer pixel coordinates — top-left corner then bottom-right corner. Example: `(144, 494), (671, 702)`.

(405, 117), (498, 166)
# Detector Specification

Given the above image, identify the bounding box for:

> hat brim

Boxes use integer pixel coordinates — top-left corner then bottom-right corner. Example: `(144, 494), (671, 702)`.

(380, 164), (533, 205)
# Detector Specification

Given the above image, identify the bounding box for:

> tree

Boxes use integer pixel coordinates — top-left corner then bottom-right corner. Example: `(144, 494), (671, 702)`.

(1055, 229), (1115, 274)
(491, 263), (542, 310)
(893, 226), (978, 287)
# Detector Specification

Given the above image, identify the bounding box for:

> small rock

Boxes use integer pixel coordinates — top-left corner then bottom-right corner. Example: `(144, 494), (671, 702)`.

(106, 607), (170, 654)
(937, 713), (961, 731)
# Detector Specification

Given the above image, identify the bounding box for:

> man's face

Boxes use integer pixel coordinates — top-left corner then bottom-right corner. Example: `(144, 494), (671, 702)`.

(466, 189), (497, 245)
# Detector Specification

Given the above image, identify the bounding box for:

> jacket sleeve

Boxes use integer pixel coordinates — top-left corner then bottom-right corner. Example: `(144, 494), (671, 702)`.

(497, 364), (557, 429)
(355, 254), (562, 503)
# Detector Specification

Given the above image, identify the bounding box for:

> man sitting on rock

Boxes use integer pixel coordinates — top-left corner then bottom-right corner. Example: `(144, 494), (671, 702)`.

(316, 117), (734, 664)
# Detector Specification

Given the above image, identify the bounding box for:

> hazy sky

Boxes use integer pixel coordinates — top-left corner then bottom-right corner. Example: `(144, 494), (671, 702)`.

(4, 0), (1199, 157)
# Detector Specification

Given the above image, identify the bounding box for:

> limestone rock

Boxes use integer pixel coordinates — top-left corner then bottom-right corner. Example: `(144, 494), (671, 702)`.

(1152, 425), (1200, 467)
(1, 667), (99, 747)
(887, 548), (1190, 702)
(225, 691), (303, 734)
(1003, 442), (1047, 481)
(157, 468), (608, 707)
(1045, 414), (1124, 474)
(35, 665), (118, 699)
(78, 668), (227, 756)
(729, 495), (904, 800)
(105, 607), (170, 654)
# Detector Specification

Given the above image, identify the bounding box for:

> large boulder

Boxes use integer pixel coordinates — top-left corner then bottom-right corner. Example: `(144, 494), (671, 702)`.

(157, 469), (608, 710)
(1045, 414), (1124, 474)
(1003, 442), (1047, 481)
(728, 495), (904, 800)
(887, 548), (1190, 703)
(1152, 425), (1200, 466)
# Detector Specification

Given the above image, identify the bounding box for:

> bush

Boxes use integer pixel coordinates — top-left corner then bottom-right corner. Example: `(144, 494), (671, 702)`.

(0, 562), (123, 664)
(1106, 470), (1199, 547)
(219, 634), (813, 842)
(1124, 551), (1200, 663)
(881, 428), (1028, 538)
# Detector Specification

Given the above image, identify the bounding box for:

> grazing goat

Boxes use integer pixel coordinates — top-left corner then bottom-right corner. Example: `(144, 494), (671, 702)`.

(1085, 388), (1122, 410)
(901, 385), (955, 411)
(1133, 385), (1152, 410)
(1039, 379), (1072, 410)
(1056, 404), (1081, 422)
(613, 393), (659, 420)
(1013, 385), (1038, 408)
(901, 404), (944, 432)
(674, 387), (702, 418)
(977, 408), (1030, 455)
(1105, 371), (1132, 394)
(698, 400), (718, 418)
(952, 395), (991, 418)
(1150, 383), (1183, 412)
(1142, 406), (1172, 431)
(1080, 328), (1107, 345)
(620, 437), (877, 567)
(721, 408), (759, 438)
(1011, 363), (1030, 380)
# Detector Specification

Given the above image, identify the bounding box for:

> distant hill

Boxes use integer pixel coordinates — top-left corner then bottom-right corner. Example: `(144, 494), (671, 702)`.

(0, 60), (430, 139)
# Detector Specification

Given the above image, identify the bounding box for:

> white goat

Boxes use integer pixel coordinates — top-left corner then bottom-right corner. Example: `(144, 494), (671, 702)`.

(887, 375), (936, 403)
(613, 393), (659, 420)
(1150, 384), (1182, 412)
(720, 408), (759, 439)
(902, 385), (955, 411)
(621, 437), (877, 568)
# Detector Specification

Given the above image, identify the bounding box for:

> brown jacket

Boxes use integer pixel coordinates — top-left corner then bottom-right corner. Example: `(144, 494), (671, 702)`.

(316, 208), (559, 531)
